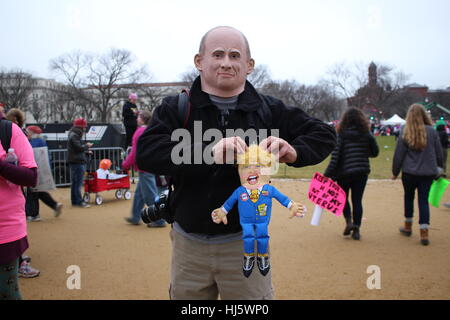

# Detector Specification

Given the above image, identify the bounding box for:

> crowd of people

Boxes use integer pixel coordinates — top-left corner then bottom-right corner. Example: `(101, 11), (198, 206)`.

(1, 26), (449, 300)
(0, 96), (168, 299)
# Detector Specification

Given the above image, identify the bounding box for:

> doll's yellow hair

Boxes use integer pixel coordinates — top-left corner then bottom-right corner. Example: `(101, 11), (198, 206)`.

(237, 144), (275, 168)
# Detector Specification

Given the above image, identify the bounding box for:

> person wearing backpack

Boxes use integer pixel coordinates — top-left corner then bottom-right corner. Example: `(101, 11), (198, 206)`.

(136, 26), (336, 300)
(0, 115), (38, 299)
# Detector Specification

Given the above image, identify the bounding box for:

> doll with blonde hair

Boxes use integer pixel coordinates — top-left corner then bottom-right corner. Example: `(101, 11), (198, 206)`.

(211, 144), (306, 277)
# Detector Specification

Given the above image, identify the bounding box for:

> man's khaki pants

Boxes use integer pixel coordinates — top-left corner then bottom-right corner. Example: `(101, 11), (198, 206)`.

(169, 229), (274, 300)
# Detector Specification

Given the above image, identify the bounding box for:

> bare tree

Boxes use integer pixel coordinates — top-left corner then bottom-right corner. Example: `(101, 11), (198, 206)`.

(138, 85), (171, 112)
(260, 79), (342, 121)
(179, 67), (199, 87)
(325, 61), (362, 99)
(0, 69), (37, 111)
(324, 61), (413, 118)
(260, 80), (298, 105)
(50, 48), (149, 122)
(50, 51), (96, 120)
(248, 64), (272, 89)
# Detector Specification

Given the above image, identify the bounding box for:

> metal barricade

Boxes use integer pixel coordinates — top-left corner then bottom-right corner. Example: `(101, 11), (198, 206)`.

(50, 147), (126, 187)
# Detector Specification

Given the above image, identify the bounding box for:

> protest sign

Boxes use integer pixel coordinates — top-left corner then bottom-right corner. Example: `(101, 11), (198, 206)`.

(32, 146), (56, 192)
(308, 172), (346, 226)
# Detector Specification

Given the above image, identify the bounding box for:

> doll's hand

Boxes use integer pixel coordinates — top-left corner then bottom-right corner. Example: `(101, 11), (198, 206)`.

(289, 202), (306, 219)
(211, 208), (228, 225)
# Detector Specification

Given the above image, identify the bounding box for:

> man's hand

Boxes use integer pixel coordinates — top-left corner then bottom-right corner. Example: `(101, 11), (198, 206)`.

(86, 142), (93, 148)
(211, 208), (228, 225)
(260, 136), (297, 164)
(392, 175), (398, 180)
(289, 202), (307, 219)
(212, 136), (247, 164)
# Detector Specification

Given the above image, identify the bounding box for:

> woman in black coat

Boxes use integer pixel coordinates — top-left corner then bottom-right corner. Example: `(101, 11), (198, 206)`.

(324, 107), (379, 240)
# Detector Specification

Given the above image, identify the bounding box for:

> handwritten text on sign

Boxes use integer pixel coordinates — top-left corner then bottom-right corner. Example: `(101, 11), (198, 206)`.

(308, 172), (346, 216)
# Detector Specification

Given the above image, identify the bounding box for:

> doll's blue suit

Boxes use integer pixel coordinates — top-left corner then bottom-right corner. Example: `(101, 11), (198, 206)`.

(221, 184), (292, 256)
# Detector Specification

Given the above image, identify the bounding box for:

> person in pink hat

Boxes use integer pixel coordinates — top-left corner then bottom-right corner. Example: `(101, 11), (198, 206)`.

(122, 93), (139, 149)
(0, 103), (5, 118)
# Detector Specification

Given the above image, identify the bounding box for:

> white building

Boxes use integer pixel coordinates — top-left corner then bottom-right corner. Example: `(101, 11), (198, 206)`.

(20, 78), (190, 124)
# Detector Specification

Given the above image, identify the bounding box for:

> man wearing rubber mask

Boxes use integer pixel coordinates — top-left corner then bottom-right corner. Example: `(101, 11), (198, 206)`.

(137, 26), (336, 299)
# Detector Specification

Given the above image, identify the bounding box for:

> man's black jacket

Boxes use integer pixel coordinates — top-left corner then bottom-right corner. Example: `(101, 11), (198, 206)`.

(136, 77), (337, 235)
(122, 101), (138, 127)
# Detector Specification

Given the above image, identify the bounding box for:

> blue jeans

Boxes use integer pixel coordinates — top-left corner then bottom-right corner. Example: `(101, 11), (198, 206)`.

(0, 259), (21, 300)
(131, 172), (159, 223)
(70, 163), (86, 205)
(402, 173), (434, 225)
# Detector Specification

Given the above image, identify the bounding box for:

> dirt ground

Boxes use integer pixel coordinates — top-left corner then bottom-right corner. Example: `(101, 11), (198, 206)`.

(20, 179), (450, 300)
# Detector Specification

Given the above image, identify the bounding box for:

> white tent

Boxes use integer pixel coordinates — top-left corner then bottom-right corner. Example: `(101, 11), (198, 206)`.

(380, 114), (406, 126)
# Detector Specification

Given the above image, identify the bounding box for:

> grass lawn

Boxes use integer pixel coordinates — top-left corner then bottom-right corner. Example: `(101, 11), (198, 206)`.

(273, 136), (448, 180)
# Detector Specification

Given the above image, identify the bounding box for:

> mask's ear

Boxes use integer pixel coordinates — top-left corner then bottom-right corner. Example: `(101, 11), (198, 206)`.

(247, 58), (255, 75)
(194, 54), (203, 71)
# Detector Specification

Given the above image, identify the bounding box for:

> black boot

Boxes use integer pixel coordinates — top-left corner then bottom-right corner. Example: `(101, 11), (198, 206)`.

(352, 226), (360, 240)
(343, 217), (353, 236)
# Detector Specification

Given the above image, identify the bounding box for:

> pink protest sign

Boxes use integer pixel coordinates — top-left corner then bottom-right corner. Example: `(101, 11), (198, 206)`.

(308, 172), (346, 216)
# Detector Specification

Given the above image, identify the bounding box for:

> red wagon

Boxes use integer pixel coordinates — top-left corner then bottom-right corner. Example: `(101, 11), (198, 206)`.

(83, 171), (131, 205)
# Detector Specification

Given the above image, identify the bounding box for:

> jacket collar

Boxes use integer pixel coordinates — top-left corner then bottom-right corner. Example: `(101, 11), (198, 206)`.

(189, 76), (263, 112)
(70, 126), (84, 136)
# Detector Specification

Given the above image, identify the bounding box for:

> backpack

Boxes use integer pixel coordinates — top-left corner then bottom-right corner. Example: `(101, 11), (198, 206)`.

(0, 119), (12, 152)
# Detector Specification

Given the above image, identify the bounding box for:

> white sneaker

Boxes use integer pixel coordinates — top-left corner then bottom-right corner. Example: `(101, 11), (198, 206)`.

(54, 203), (63, 217)
(27, 216), (41, 222)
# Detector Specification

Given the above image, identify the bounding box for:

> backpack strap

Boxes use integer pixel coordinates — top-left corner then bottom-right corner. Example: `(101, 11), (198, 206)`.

(177, 89), (191, 129)
(0, 119), (12, 152)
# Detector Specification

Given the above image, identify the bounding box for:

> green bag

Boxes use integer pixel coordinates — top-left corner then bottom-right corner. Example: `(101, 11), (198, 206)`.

(428, 177), (450, 208)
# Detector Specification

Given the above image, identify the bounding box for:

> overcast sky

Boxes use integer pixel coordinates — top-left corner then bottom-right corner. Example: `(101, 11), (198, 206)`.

(1, 0), (449, 89)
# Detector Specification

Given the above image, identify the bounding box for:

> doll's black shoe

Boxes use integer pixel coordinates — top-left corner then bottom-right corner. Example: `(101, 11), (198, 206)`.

(257, 254), (270, 276)
(243, 255), (255, 278)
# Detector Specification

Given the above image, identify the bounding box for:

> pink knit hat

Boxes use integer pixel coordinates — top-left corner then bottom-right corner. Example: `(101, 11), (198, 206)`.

(129, 93), (138, 100)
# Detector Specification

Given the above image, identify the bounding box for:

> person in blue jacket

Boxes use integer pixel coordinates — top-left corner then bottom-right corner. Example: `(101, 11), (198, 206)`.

(212, 145), (306, 277)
